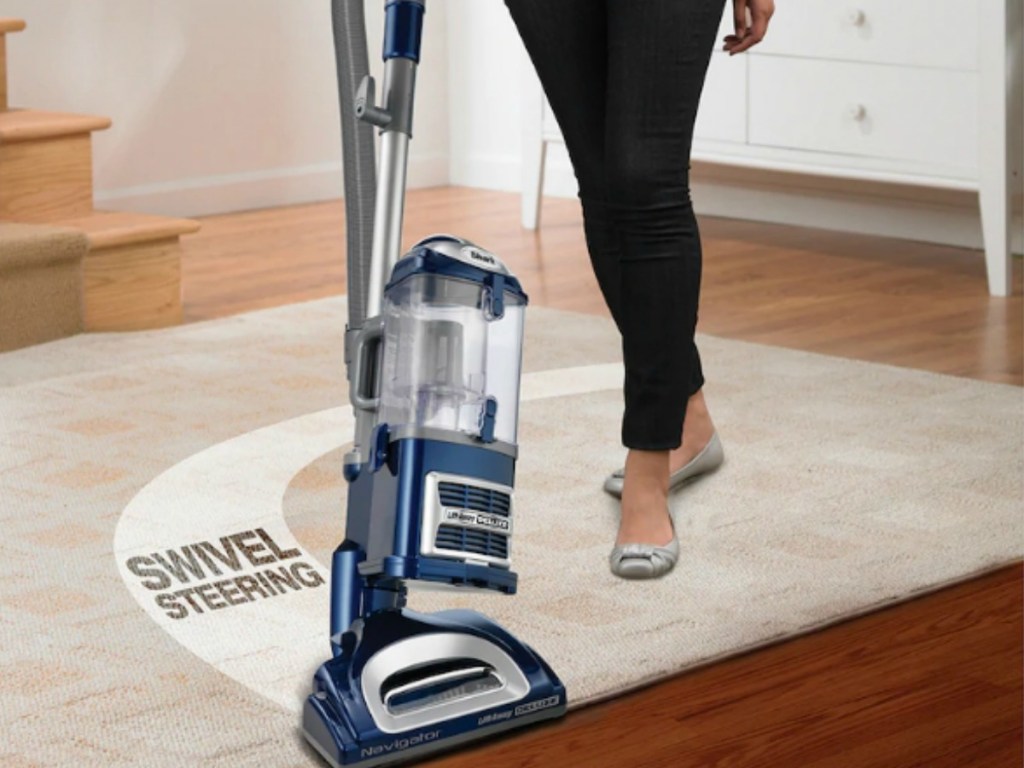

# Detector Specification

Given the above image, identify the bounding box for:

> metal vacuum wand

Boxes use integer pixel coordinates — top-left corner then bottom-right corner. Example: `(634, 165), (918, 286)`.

(358, 2), (421, 318)
(338, 0), (424, 473)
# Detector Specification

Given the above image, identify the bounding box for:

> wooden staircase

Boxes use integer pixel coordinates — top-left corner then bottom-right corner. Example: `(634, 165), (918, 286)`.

(0, 18), (199, 332)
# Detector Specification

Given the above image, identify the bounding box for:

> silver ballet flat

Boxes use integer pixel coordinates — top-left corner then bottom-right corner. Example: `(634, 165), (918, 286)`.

(609, 517), (679, 580)
(603, 431), (724, 499)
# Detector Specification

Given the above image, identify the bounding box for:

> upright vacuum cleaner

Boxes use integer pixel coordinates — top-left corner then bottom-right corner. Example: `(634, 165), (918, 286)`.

(303, 2), (567, 765)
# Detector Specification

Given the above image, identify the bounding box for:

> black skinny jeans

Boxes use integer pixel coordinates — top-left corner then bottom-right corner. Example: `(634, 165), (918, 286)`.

(505, 0), (725, 450)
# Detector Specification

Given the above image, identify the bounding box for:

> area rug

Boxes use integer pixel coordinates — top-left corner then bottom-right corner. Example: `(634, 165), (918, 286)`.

(0, 296), (1020, 767)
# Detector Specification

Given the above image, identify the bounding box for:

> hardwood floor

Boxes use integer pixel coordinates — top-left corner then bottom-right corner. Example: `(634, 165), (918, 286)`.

(182, 187), (1022, 384)
(428, 565), (1022, 768)
(181, 187), (1022, 767)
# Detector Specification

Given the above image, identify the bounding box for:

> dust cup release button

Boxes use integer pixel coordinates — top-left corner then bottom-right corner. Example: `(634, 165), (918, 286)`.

(483, 273), (507, 320)
(479, 397), (498, 443)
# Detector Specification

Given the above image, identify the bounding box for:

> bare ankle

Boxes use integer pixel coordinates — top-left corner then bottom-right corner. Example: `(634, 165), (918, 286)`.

(622, 449), (669, 496)
(686, 393), (711, 419)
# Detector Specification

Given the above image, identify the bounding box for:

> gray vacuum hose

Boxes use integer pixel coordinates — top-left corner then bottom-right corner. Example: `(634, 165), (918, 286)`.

(332, 0), (376, 336)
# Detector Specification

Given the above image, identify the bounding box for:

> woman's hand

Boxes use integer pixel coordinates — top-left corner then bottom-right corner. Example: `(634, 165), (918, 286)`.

(723, 0), (775, 55)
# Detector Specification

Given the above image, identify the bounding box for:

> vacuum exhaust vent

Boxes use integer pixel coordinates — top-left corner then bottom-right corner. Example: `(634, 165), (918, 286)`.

(420, 472), (514, 569)
(437, 481), (511, 517)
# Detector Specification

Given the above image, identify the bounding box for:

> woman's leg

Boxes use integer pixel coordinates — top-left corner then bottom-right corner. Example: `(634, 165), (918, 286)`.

(505, 0), (721, 548)
(504, 0), (712, 420)
(604, 0), (722, 449)
(605, 0), (724, 545)
(502, 1), (608, 197)
(503, 0), (628, 328)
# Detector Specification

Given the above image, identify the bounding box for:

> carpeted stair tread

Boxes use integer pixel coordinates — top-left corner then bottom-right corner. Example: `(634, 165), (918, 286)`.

(0, 18), (26, 34)
(0, 221), (85, 351)
(0, 220), (86, 267)
(0, 108), (111, 143)
(57, 210), (201, 249)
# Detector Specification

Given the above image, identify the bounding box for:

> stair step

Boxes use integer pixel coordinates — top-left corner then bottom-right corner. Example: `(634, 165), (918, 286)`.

(0, 134), (95, 221)
(54, 210), (200, 332)
(0, 221), (86, 352)
(0, 109), (111, 143)
(0, 19), (26, 34)
(0, 111), (114, 221)
(57, 210), (201, 250)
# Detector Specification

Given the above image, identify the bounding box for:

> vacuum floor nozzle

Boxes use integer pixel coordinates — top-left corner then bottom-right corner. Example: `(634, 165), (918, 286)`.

(303, 608), (566, 767)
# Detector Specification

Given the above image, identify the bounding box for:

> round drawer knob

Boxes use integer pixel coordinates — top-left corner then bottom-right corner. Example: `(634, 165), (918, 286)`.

(847, 104), (868, 122)
(847, 9), (867, 26)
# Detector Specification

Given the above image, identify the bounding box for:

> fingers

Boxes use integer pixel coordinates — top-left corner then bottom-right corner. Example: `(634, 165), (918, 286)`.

(723, 0), (774, 55)
(732, 0), (748, 39)
(747, 4), (772, 46)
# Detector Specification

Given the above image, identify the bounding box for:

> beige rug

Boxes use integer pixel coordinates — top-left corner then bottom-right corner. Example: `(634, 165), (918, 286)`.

(0, 296), (1020, 767)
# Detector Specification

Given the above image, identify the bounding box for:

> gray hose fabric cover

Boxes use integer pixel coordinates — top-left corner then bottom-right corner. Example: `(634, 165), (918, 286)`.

(333, 0), (376, 332)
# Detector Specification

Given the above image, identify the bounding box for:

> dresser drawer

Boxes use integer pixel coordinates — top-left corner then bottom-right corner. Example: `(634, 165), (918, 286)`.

(749, 57), (978, 175)
(757, 0), (978, 72)
(695, 53), (747, 144)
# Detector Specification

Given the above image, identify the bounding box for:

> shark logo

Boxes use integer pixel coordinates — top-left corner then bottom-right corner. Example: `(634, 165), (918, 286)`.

(462, 246), (498, 266)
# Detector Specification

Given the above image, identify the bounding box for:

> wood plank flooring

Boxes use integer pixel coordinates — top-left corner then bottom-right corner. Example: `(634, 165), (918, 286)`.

(429, 565), (1022, 768)
(181, 187), (1022, 767)
(182, 187), (1022, 385)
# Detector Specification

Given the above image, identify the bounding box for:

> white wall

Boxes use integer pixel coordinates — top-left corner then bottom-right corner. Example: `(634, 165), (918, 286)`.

(1, 0), (450, 217)
(443, 0), (574, 196)
(447, 0), (529, 191)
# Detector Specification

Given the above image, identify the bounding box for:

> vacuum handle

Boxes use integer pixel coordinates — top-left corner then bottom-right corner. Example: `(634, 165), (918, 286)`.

(356, 75), (392, 128)
(350, 319), (385, 412)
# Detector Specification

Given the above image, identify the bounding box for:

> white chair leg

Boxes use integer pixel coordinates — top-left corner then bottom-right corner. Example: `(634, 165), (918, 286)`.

(979, 183), (1011, 298)
(521, 69), (545, 230)
(521, 139), (546, 231)
(978, 0), (1013, 297)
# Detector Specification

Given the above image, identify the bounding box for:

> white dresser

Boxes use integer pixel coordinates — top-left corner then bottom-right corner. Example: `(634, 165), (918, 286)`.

(521, 0), (1021, 296)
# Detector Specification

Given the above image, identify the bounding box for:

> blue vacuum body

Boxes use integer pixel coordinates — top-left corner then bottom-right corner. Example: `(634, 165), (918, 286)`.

(303, 235), (567, 765)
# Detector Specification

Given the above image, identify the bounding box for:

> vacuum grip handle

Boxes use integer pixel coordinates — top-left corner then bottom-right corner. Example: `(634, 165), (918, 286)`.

(351, 320), (385, 412)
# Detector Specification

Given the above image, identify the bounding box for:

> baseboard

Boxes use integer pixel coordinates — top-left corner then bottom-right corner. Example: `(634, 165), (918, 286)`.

(95, 153), (450, 219)
(463, 147), (1024, 255)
